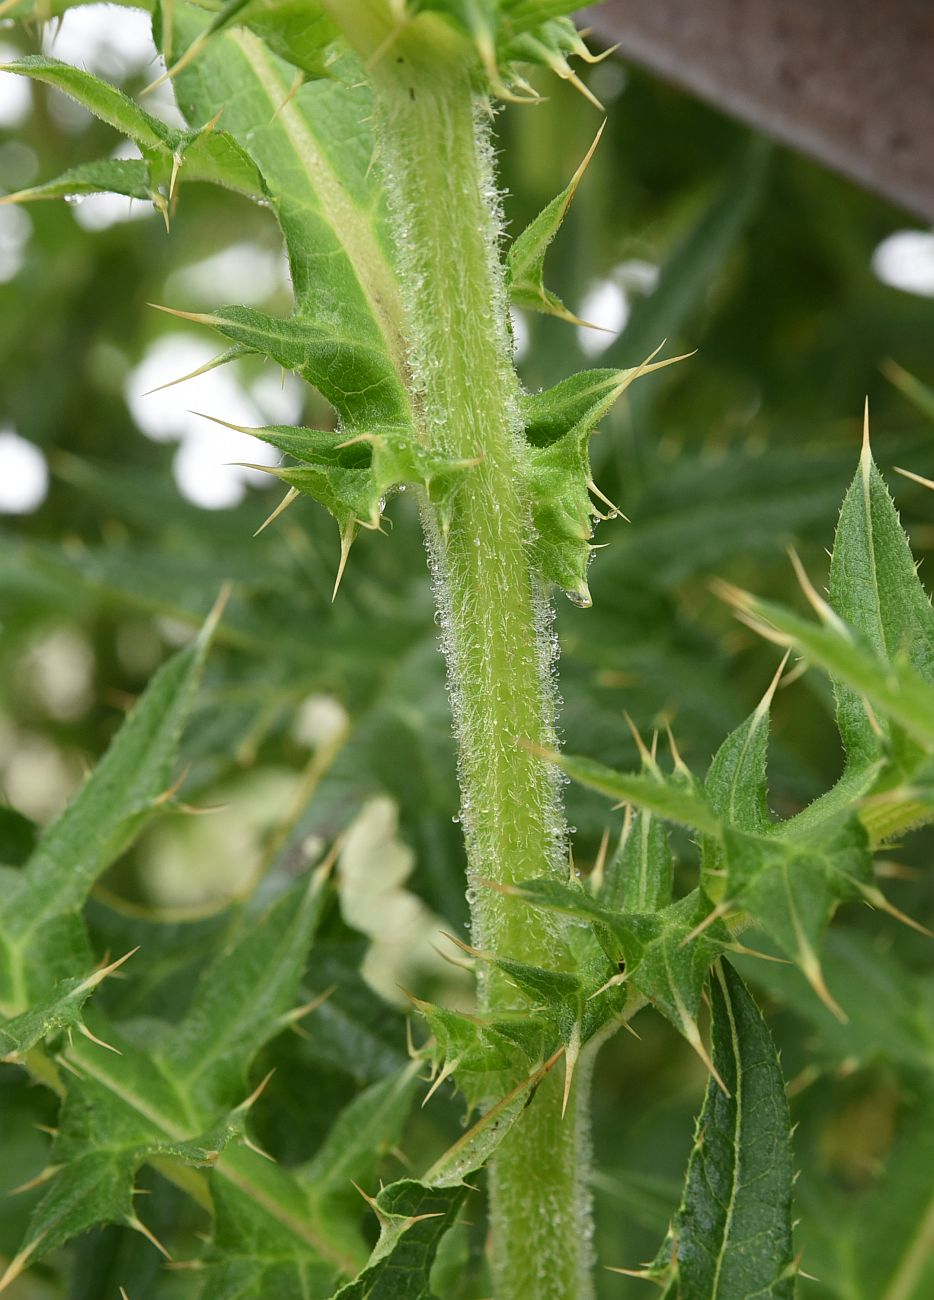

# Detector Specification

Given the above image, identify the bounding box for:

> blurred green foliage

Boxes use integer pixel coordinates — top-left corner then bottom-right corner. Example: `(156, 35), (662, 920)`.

(1, 7), (933, 1296)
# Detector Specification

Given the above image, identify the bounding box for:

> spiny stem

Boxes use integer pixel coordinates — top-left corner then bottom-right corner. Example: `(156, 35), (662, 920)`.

(325, 6), (595, 1295)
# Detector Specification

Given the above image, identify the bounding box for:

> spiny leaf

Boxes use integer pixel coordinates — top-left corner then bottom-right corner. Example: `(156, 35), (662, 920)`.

(719, 582), (934, 752)
(0, 951), (135, 1064)
(199, 415), (477, 544)
(161, 305), (410, 428)
(4, 1018), (262, 1280)
(158, 0), (341, 93)
(0, 602), (219, 1013)
(502, 18), (605, 107)
(723, 819), (873, 1019)
(829, 421), (934, 769)
(0, 159), (153, 207)
(200, 1067), (421, 1297)
(601, 803), (674, 915)
(203, 1174), (343, 1300)
(159, 859), (334, 1114)
(505, 878), (727, 1066)
(700, 656), (784, 888)
(4, 861), (346, 1283)
(166, 4), (409, 408)
(704, 659), (782, 836)
(329, 1179), (466, 1300)
(507, 123), (603, 323)
(645, 961), (795, 1299)
(416, 999), (547, 1110)
(396, 1), (596, 102)
(522, 351), (688, 600)
(1, 55), (169, 149)
(543, 748), (720, 834)
(301, 1065), (420, 1206)
(0, 56), (265, 205)
(329, 1047), (566, 1297)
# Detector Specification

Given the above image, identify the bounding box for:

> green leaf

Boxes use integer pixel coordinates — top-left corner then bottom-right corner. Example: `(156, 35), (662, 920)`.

(522, 353), (686, 599)
(547, 749), (720, 834)
(0, 952), (133, 1064)
(723, 818), (873, 1017)
(507, 877), (727, 1065)
(211, 415), (475, 549)
(501, 0), (591, 31)
(3, 859), (350, 1284)
(329, 1179), (467, 1300)
(200, 1067), (420, 1298)
(649, 961), (795, 1300)
(600, 804), (674, 915)
(0, 55), (169, 148)
(0, 55), (264, 206)
(301, 1065), (420, 1209)
(0, 603), (219, 1014)
(159, 863), (334, 1114)
(417, 999), (546, 1110)
(329, 1045), (567, 1298)
(724, 586), (934, 752)
(704, 672), (778, 836)
(203, 1175), (342, 1300)
(829, 431), (934, 769)
(506, 125), (602, 323)
(163, 0), (341, 87)
(0, 159), (153, 205)
(700, 660), (782, 888)
(167, 4), (410, 421)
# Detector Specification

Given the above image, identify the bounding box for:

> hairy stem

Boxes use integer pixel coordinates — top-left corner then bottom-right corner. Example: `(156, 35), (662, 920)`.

(324, 6), (595, 1295)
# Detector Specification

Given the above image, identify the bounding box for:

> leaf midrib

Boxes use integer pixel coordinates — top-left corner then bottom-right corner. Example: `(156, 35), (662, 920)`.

(69, 1040), (360, 1275)
(708, 963), (742, 1297)
(230, 30), (410, 392)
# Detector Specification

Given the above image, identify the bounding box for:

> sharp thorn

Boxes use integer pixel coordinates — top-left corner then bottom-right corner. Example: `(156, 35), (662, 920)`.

(679, 900), (733, 947)
(561, 1020), (581, 1119)
(0, 1235), (46, 1293)
(895, 464), (934, 492)
(860, 885), (934, 937)
(8, 1165), (62, 1196)
(146, 303), (219, 326)
(76, 947), (140, 996)
(279, 985), (336, 1028)
(126, 1215), (172, 1260)
(254, 487), (300, 537)
(237, 1069), (275, 1113)
(241, 1134), (276, 1162)
(332, 524), (354, 601)
(77, 1021), (122, 1055)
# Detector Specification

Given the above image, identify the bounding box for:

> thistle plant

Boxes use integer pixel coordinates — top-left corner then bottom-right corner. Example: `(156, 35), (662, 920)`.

(1, 3), (933, 1299)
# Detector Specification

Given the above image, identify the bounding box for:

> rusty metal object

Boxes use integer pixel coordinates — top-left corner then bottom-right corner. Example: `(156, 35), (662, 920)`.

(580, 0), (934, 221)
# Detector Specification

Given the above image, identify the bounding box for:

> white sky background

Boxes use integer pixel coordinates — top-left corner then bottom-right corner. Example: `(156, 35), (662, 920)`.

(1, 7), (934, 513)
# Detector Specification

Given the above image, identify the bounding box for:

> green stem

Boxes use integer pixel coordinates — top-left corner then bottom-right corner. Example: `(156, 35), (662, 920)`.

(324, 7), (595, 1296)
